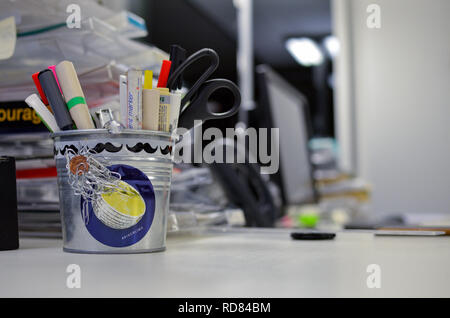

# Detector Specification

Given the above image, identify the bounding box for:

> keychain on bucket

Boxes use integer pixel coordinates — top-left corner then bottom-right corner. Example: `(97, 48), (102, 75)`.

(65, 146), (139, 226)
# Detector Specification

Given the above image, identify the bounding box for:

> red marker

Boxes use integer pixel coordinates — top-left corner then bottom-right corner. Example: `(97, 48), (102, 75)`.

(48, 65), (63, 95)
(157, 60), (172, 88)
(32, 72), (49, 105)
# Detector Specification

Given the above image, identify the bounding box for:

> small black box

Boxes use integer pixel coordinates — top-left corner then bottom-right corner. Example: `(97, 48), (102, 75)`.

(0, 156), (19, 251)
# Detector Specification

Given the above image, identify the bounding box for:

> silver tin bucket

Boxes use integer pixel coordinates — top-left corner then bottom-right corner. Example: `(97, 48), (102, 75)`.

(52, 129), (173, 254)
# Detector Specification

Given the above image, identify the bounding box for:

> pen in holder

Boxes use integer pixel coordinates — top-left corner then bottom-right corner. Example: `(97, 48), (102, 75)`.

(169, 92), (182, 133)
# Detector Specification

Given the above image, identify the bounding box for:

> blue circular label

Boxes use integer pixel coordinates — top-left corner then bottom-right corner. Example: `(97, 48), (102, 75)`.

(81, 164), (155, 247)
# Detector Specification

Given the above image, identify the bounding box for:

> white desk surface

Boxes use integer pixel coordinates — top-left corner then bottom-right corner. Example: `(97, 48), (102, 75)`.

(1, 228), (450, 297)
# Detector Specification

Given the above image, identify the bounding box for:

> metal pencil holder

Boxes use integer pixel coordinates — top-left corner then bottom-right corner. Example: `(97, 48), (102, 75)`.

(52, 129), (173, 254)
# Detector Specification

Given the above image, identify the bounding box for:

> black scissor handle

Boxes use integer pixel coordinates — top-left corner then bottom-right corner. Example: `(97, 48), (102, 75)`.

(167, 48), (219, 107)
(178, 79), (241, 130)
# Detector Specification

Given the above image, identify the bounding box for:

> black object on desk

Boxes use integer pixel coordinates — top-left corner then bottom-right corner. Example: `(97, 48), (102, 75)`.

(291, 232), (335, 240)
(0, 156), (19, 251)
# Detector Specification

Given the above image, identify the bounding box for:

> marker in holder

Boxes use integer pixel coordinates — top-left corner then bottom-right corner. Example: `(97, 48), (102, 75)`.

(126, 69), (143, 129)
(142, 70), (160, 131)
(55, 61), (95, 130)
(38, 69), (73, 131)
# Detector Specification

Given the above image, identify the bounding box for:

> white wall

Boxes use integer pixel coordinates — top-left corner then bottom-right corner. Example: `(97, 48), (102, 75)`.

(332, 0), (450, 214)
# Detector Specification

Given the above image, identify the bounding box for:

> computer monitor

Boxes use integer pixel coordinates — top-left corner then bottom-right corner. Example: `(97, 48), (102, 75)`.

(256, 65), (317, 205)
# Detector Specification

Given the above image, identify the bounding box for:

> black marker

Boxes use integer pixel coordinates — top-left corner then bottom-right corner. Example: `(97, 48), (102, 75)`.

(168, 44), (186, 91)
(38, 69), (73, 130)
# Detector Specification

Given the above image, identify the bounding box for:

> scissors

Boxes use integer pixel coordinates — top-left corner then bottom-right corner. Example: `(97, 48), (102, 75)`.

(166, 48), (241, 130)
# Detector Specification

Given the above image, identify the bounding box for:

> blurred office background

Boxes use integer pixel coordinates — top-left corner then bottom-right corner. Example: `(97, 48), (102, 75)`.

(108, 0), (450, 216)
(1, 0), (449, 234)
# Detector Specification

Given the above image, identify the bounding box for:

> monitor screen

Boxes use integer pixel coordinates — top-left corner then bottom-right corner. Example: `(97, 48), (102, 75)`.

(256, 65), (316, 205)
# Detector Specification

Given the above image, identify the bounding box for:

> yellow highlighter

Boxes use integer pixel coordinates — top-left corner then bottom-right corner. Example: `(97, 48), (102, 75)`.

(142, 70), (160, 131)
(157, 87), (170, 132)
